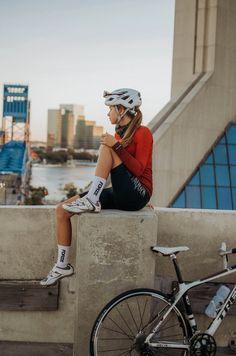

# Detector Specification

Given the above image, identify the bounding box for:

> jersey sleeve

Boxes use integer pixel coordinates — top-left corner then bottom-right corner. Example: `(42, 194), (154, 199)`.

(112, 127), (153, 176)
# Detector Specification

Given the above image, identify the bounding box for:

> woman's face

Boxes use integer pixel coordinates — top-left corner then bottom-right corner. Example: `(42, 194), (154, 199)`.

(107, 106), (118, 125)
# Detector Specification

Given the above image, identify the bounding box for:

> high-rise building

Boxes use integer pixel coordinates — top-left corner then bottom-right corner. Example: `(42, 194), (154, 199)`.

(47, 104), (103, 149)
(74, 119), (103, 149)
(61, 109), (74, 148)
(47, 109), (61, 147)
(93, 125), (104, 149)
(60, 104), (84, 136)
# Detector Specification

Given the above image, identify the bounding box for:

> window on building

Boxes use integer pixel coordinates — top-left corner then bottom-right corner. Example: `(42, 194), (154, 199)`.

(171, 124), (236, 210)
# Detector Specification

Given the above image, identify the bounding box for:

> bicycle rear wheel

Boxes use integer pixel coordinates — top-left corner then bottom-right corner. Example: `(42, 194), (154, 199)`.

(90, 288), (191, 356)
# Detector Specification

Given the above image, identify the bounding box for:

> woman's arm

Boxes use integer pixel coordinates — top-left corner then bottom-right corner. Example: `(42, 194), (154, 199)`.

(112, 128), (153, 176)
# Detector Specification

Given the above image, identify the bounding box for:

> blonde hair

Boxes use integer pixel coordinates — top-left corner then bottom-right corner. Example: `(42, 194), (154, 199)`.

(118, 105), (143, 147)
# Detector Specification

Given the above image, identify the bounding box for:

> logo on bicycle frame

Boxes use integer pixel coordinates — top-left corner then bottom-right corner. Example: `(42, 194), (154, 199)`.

(218, 287), (236, 320)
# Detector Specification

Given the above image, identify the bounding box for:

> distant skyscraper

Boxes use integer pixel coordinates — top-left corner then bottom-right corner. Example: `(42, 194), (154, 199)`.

(47, 104), (103, 149)
(47, 109), (61, 147)
(59, 104), (84, 118)
(74, 119), (103, 149)
(60, 104), (84, 136)
(61, 109), (74, 148)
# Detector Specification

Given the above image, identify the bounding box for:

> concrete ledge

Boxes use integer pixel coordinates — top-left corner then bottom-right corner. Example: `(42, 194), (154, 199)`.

(155, 207), (236, 280)
(73, 208), (158, 356)
(1, 206), (236, 349)
(0, 206), (78, 343)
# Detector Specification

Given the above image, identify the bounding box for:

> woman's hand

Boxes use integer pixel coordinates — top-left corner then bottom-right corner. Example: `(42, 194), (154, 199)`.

(100, 132), (117, 147)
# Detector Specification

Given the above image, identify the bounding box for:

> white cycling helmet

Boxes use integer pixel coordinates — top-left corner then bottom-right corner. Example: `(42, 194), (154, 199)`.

(103, 88), (142, 109)
(103, 88), (142, 123)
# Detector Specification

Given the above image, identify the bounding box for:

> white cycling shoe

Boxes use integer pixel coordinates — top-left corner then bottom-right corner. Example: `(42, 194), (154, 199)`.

(62, 196), (101, 214)
(40, 264), (74, 286)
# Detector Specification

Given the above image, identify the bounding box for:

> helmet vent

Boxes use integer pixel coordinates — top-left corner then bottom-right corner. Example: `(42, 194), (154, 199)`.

(128, 99), (133, 104)
(121, 95), (129, 100)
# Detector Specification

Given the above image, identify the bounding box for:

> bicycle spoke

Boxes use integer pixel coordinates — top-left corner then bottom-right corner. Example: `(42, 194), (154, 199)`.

(137, 297), (144, 330)
(91, 290), (189, 356)
(101, 325), (133, 339)
(107, 316), (134, 339)
(126, 301), (139, 332)
(141, 304), (169, 332)
(116, 305), (136, 337)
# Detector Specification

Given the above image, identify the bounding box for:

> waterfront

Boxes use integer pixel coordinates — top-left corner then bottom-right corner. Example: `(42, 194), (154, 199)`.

(31, 164), (95, 203)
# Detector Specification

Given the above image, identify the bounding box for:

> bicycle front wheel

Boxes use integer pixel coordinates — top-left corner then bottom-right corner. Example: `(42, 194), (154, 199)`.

(90, 288), (190, 356)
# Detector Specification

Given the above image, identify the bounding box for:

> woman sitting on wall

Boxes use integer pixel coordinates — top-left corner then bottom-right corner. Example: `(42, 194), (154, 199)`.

(41, 88), (153, 286)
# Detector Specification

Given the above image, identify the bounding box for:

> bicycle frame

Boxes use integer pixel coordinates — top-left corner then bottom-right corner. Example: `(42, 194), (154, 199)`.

(145, 260), (236, 349)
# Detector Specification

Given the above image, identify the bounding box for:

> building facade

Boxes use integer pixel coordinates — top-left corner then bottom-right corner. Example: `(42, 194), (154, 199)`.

(47, 109), (61, 148)
(149, 0), (236, 212)
(47, 104), (103, 150)
(74, 118), (103, 149)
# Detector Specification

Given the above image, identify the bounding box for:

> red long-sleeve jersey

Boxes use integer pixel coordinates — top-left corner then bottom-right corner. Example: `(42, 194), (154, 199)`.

(112, 126), (153, 196)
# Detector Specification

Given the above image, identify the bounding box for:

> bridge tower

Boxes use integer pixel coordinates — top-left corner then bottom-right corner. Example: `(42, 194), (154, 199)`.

(2, 84), (30, 144)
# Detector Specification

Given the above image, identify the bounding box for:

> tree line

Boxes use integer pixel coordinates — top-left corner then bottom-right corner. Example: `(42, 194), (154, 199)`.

(32, 148), (98, 164)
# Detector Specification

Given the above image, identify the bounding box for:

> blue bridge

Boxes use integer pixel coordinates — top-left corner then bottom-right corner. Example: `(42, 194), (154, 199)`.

(0, 140), (26, 174)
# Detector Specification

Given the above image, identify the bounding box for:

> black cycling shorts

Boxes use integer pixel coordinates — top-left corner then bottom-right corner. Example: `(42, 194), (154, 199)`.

(81, 163), (150, 211)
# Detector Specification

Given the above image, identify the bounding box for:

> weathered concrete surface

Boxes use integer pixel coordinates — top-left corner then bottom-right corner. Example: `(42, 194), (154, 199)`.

(73, 208), (158, 356)
(1, 206), (236, 349)
(0, 341), (73, 356)
(0, 206), (78, 343)
(155, 207), (236, 346)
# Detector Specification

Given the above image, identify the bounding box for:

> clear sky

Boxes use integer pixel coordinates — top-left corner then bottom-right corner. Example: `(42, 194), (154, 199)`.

(0, 0), (175, 141)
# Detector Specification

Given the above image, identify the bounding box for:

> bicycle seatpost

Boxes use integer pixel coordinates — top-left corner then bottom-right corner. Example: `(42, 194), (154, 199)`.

(170, 253), (198, 332)
(170, 253), (184, 284)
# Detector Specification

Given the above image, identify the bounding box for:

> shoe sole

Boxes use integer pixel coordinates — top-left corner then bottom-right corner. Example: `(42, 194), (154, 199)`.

(63, 206), (101, 214)
(40, 270), (74, 287)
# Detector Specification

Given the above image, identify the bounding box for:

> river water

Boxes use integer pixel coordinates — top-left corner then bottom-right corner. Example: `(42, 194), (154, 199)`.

(31, 164), (95, 203)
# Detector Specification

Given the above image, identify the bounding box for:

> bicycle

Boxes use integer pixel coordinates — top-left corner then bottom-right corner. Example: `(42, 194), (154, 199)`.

(90, 242), (236, 355)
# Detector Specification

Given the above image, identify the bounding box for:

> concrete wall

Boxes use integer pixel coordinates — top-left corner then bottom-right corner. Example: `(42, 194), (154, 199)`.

(0, 206), (158, 349)
(0, 206), (78, 343)
(1, 206), (236, 350)
(74, 209), (157, 356)
(155, 207), (236, 346)
(171, 0), (198, 96)
(149, 0), (236, 207)
(171, 0), (217, 97)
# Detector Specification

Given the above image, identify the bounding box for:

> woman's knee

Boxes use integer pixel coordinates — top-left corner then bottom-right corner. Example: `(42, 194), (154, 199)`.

(100, 144), (120, 161)
(56, 204), (72, 219)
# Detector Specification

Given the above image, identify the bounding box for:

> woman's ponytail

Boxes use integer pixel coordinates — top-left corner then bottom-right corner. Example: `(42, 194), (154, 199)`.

(121, 107), (143, 147)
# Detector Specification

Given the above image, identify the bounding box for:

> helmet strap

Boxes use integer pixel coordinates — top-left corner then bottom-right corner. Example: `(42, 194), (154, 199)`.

(115, 106), (129, 124)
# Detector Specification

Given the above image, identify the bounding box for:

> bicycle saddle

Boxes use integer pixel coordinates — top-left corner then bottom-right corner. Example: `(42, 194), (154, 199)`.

(151, 246), (189, 256)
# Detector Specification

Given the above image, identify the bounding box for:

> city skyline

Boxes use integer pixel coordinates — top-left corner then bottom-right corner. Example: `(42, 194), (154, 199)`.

(0, 0), (175, 141)
(47, 103), (104, 149)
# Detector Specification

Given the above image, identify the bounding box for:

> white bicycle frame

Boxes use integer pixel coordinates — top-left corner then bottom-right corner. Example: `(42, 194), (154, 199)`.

(145, 243), (236, 350)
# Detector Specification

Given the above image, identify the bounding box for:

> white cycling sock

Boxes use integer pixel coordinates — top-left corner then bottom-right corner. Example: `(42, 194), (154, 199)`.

(56, 245), (70, 268)
(86, 176), (106, 204)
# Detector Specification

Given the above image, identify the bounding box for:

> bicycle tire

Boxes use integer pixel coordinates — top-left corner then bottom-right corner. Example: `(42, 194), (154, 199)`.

(90, 288), (191, 355)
